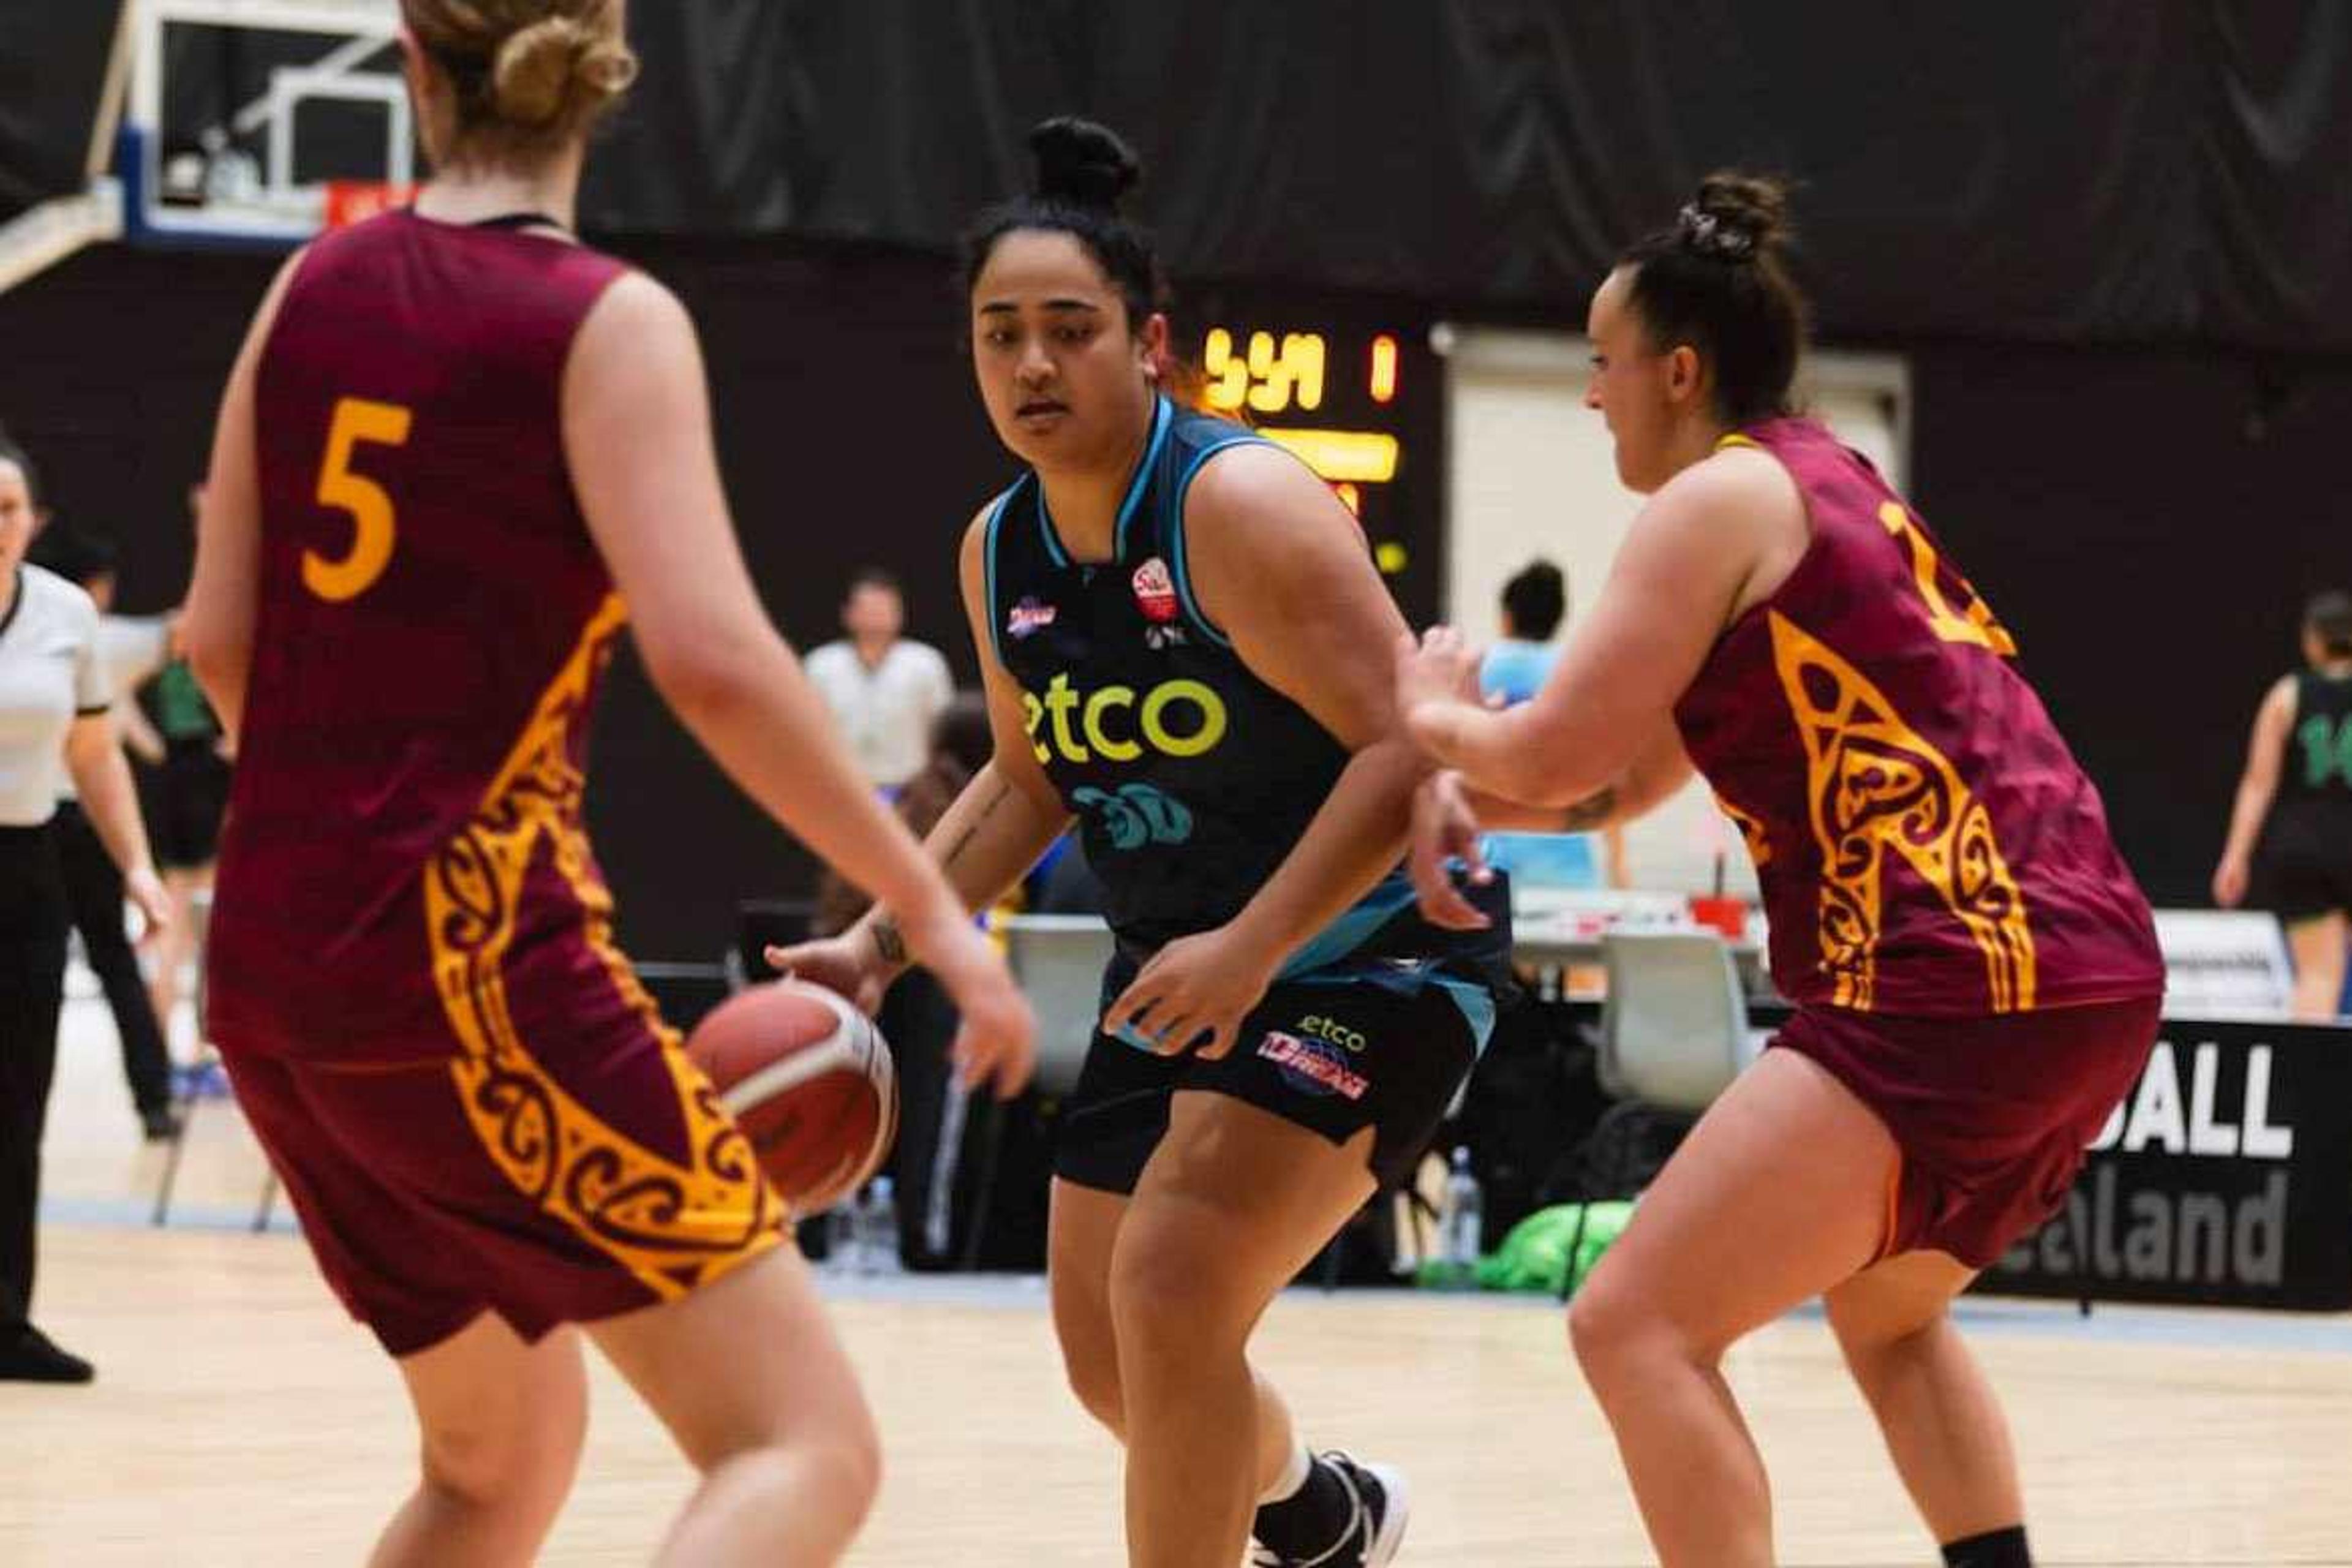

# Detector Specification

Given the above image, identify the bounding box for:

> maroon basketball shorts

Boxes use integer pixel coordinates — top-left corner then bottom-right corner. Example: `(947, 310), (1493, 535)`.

(1770, 995), (2163, 1269)
(221, 999), (786, 1358)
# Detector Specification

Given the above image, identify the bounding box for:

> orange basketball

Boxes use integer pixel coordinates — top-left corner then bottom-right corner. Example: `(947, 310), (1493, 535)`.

(685, 978), (897, 1218)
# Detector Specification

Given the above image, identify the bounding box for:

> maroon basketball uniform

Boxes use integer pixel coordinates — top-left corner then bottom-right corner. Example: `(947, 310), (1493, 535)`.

(1674, 417), (2165, 1264)
(209, 211), (782, 1352)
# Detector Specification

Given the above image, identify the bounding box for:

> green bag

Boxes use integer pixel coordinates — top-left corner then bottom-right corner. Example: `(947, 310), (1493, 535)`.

(1472, 1200), (1636, 1295)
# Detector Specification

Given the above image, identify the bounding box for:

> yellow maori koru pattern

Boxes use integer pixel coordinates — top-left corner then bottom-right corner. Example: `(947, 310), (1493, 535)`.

(1768, 611), (2038, 1013)
(426, 594), (780, 1299)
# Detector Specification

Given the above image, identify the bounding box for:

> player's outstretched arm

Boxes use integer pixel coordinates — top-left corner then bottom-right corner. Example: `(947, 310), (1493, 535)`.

(565, 273), (1034, 1092)
(1398, 451), (1781, 807)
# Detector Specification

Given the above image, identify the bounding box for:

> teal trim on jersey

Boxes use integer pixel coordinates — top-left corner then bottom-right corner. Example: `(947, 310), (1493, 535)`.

(1273, 867), (1501, 1052)
(1279, 955), (1501, 1054)
(1033, 483), (1069, 569)
(1112, 396), (1175, 560)
(1168, 434), (1267, 648)
(1276, 869), (1419, 979)
(981, 486), (1017, 665)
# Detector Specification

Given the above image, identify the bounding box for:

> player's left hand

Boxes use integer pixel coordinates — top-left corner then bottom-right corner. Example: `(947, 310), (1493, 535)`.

(1103, 923), (1282, 1061)
(1394, 625), (1485, 750)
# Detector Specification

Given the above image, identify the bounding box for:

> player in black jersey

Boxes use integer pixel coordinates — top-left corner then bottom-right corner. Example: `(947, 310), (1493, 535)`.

(774, 119), (1510, 1567)
(2216, 589), (2352, 1019)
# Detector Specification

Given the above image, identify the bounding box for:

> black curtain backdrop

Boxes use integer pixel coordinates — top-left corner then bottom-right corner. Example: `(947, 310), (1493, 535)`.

(19, 3), (2343, 348)
(550, 0), (2352, 353)
(0, 3), (121, 221)
(0, 239), (2342, 958)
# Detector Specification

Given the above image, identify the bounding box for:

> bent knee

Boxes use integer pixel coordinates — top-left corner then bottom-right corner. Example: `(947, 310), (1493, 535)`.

(708, 1415), (884, 1521)
(792, 1424), (884, 1521)
(1106, 1242), (1253, 1363)
(420, 1404), (585, 1509)
(1567, 1273), (1703, 1384)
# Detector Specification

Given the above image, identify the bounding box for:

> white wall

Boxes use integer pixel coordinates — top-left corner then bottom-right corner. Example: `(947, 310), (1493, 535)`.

(1442, 328), (1909, 895)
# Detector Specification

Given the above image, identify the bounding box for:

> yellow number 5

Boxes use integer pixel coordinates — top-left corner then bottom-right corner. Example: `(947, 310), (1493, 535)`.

(304, 398), (413, 602)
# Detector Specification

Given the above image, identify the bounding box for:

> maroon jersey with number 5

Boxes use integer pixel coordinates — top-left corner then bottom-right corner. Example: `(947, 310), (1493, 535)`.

(209, 210), (635, 1060)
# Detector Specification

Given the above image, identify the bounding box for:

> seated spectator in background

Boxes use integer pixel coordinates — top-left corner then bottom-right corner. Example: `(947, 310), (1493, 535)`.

(27, 526), (178, 1138)
(813, 693), (996, 937)
(1479, 559), (1629, 889)
(803, 567), (954, 793)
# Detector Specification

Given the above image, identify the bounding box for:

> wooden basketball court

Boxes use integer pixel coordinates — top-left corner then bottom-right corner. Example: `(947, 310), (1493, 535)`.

(11, 989), (2351, 1566)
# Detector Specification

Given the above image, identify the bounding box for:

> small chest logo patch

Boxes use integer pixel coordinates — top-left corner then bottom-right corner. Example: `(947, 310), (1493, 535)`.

(1006, 597), (1058, 639)
(1131, 557), (1180, 625)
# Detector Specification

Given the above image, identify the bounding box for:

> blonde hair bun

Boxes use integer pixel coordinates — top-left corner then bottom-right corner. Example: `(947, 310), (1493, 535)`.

(491, 13), (636, 127)
(405, 1), (638, 150)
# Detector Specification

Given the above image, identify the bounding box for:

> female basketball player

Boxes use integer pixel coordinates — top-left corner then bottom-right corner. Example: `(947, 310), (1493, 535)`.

(182, 4), (1032, 1564)
(1396, 175), (2165, 1568)
(2214, 589), (2352, 1019)
(772, 118), (1510, 1568)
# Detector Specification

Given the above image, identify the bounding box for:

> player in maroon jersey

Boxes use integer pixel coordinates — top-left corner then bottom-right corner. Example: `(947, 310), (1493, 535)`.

(1396, 175), (2163, 1568)
(181, 4), (1032, 1564)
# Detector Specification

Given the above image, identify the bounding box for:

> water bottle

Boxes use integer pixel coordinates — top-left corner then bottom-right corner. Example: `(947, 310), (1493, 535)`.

(855, 1176), (902, 1276)
(824, 1196), (859, 1275)
(1439, 1148), (1483, 1287)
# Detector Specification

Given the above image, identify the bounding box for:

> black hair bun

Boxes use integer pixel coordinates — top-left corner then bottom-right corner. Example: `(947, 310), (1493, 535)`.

(1030, 117), (1143, 213)
(1679, 171), (1792, 261)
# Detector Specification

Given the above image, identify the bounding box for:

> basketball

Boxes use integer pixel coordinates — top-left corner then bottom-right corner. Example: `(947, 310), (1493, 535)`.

(685, 978), (899, 1217)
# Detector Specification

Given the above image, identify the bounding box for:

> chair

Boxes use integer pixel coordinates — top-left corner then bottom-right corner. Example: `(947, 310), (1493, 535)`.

(1000, 914), (1117, 1097)
(1597, 929), (1763, 1111)
(946, 914), (1115, 1267)
(1562, 930), (1765, 1295)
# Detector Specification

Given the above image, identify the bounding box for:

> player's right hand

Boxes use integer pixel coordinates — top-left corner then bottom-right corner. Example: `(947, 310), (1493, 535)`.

(905, 913), (1037, 1101)
(765, 934), (887, 1017)
(1409, 769), (1494, 930)
(2212, 853), (2250, 910)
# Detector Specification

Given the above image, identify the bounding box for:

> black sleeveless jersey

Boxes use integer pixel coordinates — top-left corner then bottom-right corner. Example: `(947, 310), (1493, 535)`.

(985, 398), (1353, 951)
(2281, 669), (2352, 809)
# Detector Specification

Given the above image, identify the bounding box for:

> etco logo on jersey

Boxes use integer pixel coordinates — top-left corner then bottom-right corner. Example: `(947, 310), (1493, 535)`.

(1132, 557), (1180, 624)
(1022, 671), (1228, 767)
(1295, 1014), (1368, 1053)
(1257, 1030), (1370, 1101)
(1006, 596), (1058, 640)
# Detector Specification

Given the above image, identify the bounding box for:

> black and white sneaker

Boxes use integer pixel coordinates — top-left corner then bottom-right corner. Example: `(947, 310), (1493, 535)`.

(1249, 1452), (1410, 1567)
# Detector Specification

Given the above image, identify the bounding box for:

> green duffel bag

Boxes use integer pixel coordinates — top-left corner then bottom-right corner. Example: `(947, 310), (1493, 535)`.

(1474, 1200), (1637, 1295)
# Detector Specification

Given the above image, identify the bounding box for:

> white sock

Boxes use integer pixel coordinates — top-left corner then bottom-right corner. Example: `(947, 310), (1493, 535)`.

(1257, 1438), (1315, 1506)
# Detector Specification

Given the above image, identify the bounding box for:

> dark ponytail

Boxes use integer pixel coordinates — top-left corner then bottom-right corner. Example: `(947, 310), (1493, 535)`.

(959, 117), (1167, 330)
(1620, 172), (1808, 425)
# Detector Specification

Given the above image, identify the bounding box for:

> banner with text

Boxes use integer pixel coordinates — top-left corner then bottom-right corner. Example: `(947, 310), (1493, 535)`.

(1980, 1019), (2352, 1311)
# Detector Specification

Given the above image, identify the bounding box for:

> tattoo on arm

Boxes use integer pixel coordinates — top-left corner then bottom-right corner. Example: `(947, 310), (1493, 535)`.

(939, 780), (1012, 875)
(870, 918), (907, 967)
(1558, 786), (1618, 833)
